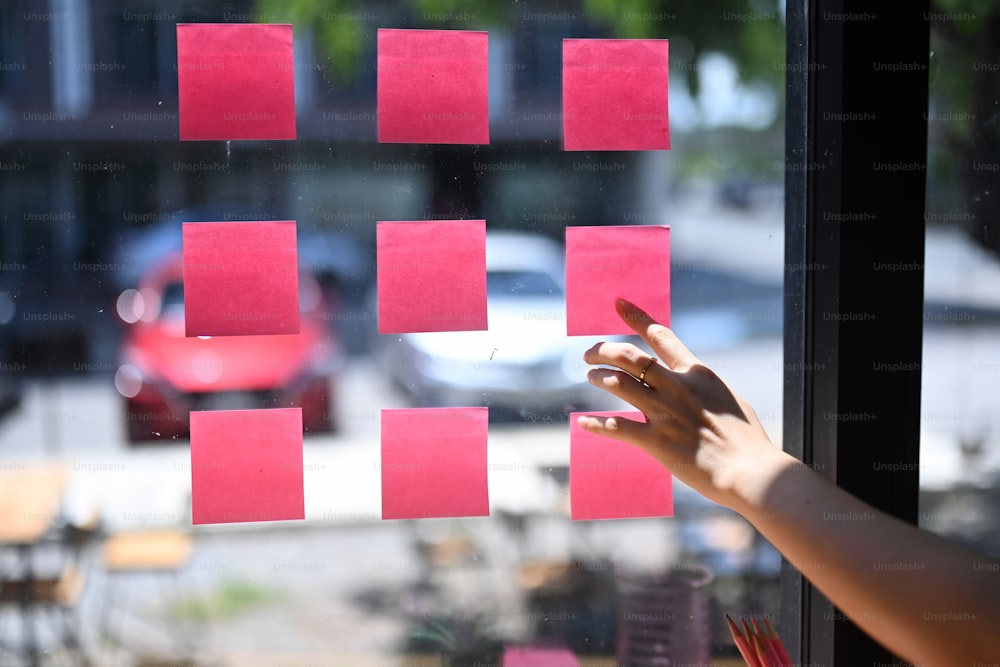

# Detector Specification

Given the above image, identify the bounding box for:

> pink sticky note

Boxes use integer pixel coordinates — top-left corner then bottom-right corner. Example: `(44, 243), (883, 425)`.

(381, 408), (489, 520)
(565, 225), (670, 336)
(377, 220), (487, 333)
(504, 647), (580, 667)
(190, 408), (304, 525)
(563, 39), (670, 151)
(377, 28), (489, 144)
(182, 220), (299, 337)
(570, 411), (673, 521)
(177, 23), (296, 140)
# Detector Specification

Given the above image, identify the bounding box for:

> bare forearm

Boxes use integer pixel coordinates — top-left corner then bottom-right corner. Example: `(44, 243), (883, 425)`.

(736, 448), (1000, 666)
(579, 301), (1000, 665)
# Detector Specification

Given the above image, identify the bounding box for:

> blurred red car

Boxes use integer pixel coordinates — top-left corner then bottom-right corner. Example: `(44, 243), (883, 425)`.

(114, 252), (344, 443)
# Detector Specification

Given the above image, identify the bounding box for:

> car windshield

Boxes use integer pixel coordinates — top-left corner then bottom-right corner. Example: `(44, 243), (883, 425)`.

(486, 270), (563, 297)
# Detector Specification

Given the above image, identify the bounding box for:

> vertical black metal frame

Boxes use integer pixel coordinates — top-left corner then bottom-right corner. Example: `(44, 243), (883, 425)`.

(783, 1), (929, 664)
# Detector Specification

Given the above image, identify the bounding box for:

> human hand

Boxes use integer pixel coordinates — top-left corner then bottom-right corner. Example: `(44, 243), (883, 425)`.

(577, 299), (788, 514)
(582, 303), (1000, 667)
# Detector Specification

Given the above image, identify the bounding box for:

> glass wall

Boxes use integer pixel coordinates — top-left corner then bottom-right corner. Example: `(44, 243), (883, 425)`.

(0, 1), (785, 663)
(920, 6), (1000, 562)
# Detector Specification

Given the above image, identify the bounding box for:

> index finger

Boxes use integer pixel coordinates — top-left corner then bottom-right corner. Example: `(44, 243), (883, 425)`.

(615, 298), (698, 371)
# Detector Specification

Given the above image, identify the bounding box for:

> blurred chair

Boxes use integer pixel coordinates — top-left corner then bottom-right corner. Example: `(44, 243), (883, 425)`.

(615, 564), (714, 667)
(0, 511), (102, 666)
(98, 529), (196, 664)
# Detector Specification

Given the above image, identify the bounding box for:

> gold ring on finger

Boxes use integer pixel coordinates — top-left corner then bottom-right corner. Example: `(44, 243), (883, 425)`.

(638, 356), (658, 384)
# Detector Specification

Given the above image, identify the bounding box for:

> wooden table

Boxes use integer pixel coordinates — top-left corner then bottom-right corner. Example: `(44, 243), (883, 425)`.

(103, 530), (193, 572)
(0, 464), (67, 545)
(0, 463), (69, 667)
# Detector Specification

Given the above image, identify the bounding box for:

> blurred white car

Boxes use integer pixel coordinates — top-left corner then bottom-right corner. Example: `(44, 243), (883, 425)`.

(374, 231), (628, 420)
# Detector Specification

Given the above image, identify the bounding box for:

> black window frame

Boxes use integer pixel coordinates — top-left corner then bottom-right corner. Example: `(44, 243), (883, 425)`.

(784, 1), (929, 664)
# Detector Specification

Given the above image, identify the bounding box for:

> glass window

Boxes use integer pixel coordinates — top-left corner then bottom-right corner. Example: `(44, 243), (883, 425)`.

(921, 7), (1000, 561)
(0, 1), (787, 664)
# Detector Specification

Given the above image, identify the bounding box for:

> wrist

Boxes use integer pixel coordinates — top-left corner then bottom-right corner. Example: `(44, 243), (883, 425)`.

(726, 442), (799, 524)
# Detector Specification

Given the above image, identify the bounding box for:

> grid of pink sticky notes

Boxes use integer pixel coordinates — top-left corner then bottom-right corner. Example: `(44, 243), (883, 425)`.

(182, 220), (300, 337)
(570, 411), (673, 521)
(190, 408), (305, 525)
(563, 39), (670, 151)
(177, 23), (297, 141)
(381, 407), (490, 519)
(377, 28), (490, 144)
(376, 219), (488, 333)
(565, 225), (670, 336)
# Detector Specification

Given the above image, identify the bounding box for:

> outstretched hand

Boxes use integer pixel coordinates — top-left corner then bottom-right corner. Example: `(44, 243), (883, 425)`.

(580, 302), (1000, 666)
(578, 299), (787, 513)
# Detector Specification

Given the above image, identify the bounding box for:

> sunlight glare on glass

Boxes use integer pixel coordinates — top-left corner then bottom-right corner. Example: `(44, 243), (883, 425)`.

(192, 349), (224, 384)
(138, 287), (162, 322)
(114, 364), (143, 398)
(299, 275), (322, 312)
(116, 289), (143, 324)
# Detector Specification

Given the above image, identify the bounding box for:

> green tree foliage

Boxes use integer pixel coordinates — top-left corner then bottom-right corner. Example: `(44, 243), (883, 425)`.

(255, 0), (999, 252)
(256, 0), (367, 80)
(582, 0), (784, 98)
(255, 0), (784, 99)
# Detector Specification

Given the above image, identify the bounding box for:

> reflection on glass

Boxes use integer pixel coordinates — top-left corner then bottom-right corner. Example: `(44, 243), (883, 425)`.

(0, 0), (786, 662)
